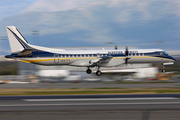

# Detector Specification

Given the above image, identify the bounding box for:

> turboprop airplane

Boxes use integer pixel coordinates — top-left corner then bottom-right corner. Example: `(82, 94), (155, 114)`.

(5, 26), (176, 76)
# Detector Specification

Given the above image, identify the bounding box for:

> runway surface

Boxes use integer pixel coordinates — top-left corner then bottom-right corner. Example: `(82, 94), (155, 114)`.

(0, 94), (180, 120)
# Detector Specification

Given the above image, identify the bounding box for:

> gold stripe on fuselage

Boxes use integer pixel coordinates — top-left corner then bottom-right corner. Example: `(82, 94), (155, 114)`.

(19, 56), (174, 63)
(20, 57), (98, 63)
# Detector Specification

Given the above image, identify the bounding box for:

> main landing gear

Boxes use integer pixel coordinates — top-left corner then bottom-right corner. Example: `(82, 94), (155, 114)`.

(96, 66), (102, 76)
(96, 70), (102, 76)
(86, 67), (102, 76)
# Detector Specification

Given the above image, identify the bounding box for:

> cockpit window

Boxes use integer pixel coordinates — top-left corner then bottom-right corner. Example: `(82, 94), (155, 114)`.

(163, 51), (169, 56)
(160, 51), (169, 56)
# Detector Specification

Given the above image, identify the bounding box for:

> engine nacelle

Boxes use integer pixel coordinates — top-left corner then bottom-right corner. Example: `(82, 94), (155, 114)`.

(89, 59), (99, 65)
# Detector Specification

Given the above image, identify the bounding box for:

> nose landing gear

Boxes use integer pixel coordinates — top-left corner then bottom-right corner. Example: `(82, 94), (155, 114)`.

(162, 63), (165, 73)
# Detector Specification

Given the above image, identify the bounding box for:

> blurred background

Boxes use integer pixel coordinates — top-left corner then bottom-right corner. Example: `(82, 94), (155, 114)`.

(0, 0), (180, 120)
(0, 0), (180, 83)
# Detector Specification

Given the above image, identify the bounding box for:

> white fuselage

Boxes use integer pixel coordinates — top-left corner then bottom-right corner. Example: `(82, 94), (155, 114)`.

(15, 49), (175, 67)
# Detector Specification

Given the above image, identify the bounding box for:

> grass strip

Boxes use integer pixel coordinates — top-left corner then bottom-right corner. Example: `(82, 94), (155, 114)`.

(0, 87), (180, 96)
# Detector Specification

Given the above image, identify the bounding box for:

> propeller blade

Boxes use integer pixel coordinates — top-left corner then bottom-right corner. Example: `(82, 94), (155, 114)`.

(125, 46), (128, 56)
(125, 46), (129, 64)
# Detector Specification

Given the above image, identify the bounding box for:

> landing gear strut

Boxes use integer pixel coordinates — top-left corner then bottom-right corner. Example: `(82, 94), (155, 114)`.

(86, 68), (92, 74)
(162, 63), (165, 73)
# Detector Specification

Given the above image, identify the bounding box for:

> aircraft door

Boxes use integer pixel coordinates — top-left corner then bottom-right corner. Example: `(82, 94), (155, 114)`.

(54, 54), (59, 64)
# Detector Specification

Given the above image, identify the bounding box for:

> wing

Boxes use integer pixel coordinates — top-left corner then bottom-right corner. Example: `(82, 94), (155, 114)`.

(69, 56), (113, 67)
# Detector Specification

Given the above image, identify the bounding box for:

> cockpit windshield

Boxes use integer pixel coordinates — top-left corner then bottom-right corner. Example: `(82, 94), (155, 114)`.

(160, 51), (169, 56)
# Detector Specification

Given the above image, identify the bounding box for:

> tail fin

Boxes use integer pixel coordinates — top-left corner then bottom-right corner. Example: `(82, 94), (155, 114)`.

(6, 26), (31, 54)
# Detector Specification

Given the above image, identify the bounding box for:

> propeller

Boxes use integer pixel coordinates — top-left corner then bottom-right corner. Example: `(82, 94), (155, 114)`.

(125, 46), (130, 64)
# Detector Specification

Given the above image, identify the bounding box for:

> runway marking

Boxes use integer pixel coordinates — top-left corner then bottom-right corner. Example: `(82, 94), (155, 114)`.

(0, 102), (180, 107)
(23, 97), (178, 102)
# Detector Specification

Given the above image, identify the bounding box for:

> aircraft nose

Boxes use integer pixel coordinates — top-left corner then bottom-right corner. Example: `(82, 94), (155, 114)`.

(169, 56), (176, 61)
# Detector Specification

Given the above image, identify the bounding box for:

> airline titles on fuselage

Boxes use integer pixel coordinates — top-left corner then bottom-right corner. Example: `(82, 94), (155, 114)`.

(108, 51), (138, 55)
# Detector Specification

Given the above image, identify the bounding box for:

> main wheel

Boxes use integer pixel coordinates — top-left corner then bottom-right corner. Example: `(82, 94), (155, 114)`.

(86, 69), (92, 74)
(162, 69), (165, 73)
(96, 71), (102, 76)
